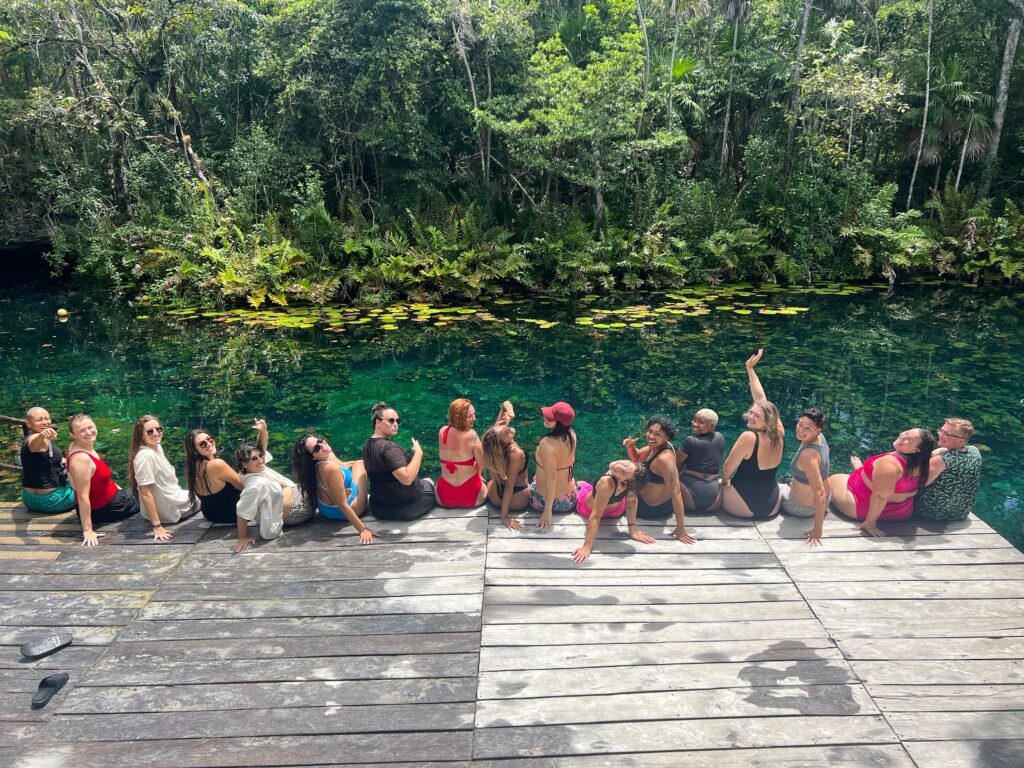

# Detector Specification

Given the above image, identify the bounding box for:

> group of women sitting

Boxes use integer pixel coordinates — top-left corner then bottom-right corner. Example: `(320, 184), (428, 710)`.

(18, 348), (945, 555)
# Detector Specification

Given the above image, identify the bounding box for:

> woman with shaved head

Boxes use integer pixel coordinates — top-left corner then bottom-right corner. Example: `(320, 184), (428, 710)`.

(20, 407), (76, 514)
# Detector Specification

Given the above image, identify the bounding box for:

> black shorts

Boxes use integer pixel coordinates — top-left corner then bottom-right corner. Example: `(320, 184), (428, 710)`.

(369, 478), (435, 521)
(85, 488), (140, 526)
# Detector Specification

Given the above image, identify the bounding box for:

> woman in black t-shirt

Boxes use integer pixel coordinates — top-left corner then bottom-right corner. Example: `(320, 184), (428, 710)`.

(362, 402), (435, 521)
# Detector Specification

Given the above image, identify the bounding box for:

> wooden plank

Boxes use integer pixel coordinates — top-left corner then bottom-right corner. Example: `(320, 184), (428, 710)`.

(844, 637), (1024, 661)
(485, 567), (791, 587)
(486, 553), (781, 570)
(811, 598), (1024, 621)
(98, 633), (480, 663)
(471, 716), (899, 758)
(470, 744), (916, 768)
(777, 549), (1024, 568)
(476, 660), (857, 700)
(479, 640), (844, 672)
(486, 538), (772, 554)
(152, 575), (483, 601)
(886, 711), (1024, 741)
(10, 732), (473, 767)
(118, 613), (481, 641)
(829, 618), (1024, 640)
(768, 533), (1014, 552)
(851, 660), (1024, 685)
(904, 739), (1024, 768)
(0, 626), (120, 645)
(167, 560), (484, 584)
(138, 593), (482, 621)
(488, 524), (763, 541)
(871, 684), (1024, 712)
(0, 646), (106, 670)
(43, 702), (475, 741)
(0, 551), (59, 561)
(475, 684), (879, 727)
(482, 619), (830, 646)
(60, 677), (478, 714)
(0, 574), (164, 591)
(785, 564), (1024, 583)
(483, 584), (803, 605)
(756, 515), (991, 538)
(0, 605), (139, 627)
(489, 512), (755, 530)
(81, 653), (479, 686)
(799, 580), (1024, 600)
(178, 544), (486, 570)
(481, 601), (814, 625)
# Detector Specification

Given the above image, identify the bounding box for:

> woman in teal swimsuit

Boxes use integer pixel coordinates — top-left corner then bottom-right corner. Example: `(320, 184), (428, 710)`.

(292, 434), (375, 543)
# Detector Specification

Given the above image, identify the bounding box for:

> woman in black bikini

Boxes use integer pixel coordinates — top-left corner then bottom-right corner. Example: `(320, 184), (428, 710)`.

(482, 402), (530, 530)
(623, 416), (695, 545)
(720, 349), (786, 520)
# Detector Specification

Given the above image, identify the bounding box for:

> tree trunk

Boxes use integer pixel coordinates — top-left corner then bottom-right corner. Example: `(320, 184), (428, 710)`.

(667, 12), (681, 128)
(979, 4), (1024, 197)
(592, 141), (605, 229)
(452, 20), (486, 179)
(955, 116), (973, 190)
(720, 17), (740, 176)
(784, 0), (814, 177)
(906, 0), (933, 210)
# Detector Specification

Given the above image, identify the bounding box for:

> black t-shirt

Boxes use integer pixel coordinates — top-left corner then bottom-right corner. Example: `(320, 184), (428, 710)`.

(679, 432), (725, 475)
(20, 438), (64, 489)
(362, 437), (419, 506)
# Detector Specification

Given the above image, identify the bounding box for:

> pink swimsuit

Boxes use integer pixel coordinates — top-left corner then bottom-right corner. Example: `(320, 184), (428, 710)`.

(847, 452), (920, 521)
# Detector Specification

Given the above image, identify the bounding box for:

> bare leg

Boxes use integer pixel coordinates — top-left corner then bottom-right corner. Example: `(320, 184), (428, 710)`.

(678, 482), (696, 511)
(828, 474), (857, 519)
(720, 485), (754, 518)
(351, 460), (368, 516)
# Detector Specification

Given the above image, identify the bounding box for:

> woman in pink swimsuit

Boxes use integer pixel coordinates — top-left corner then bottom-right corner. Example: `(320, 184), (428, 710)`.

(828, 428), (935, 537)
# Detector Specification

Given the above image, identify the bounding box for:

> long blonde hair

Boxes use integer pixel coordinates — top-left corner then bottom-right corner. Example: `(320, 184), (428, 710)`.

(752, 399), (783, 449)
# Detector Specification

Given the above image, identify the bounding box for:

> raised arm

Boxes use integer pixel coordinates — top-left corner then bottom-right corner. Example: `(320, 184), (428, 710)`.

(746, 349), (767, 403)
(253, 419), (268, 451)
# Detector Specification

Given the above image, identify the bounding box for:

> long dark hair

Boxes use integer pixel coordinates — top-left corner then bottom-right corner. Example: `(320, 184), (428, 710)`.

(235, 441), (263, 474)
(544, 421), (576, 450)
(905, 428), (935, 487)
(127, 414), (160, 495)
(627, 462), (649, 495)
(292, 434), (319, 508)
(183, 428), (212, 505)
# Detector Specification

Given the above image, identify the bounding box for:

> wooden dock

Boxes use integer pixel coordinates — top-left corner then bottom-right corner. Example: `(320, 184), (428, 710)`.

(1, 500), (1023, 767)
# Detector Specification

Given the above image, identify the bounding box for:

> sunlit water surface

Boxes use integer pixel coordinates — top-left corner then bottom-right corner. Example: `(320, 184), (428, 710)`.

(1, 280), (1020, 547)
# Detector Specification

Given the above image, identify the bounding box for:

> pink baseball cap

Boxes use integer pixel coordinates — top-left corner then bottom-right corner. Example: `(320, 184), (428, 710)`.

(541, 401), (575, 427)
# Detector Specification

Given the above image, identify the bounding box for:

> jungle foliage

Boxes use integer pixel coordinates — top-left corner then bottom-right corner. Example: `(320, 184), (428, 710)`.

(1, 0), (1023, 304)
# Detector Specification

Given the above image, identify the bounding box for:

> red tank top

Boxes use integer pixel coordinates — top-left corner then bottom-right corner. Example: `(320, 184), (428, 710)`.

(67, 450), (119, 509)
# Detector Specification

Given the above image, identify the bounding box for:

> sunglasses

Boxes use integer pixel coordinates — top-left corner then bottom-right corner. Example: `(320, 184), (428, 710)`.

(146, 426), (164, 436)
(309, 438), (326, 455)
(197, 437), (216, 450)
(243, 453), (265, 464)
(385, 417), (400, 425)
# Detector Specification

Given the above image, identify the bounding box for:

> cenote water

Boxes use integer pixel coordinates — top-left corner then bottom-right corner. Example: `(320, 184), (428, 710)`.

(1, 280), (1021, 547)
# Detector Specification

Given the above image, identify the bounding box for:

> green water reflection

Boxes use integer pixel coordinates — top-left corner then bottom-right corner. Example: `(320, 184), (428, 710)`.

(1, 281), (1021, 547)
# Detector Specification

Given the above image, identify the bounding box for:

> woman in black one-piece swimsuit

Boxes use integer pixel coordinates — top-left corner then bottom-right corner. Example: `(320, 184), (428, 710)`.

(720, 349), (786, 520)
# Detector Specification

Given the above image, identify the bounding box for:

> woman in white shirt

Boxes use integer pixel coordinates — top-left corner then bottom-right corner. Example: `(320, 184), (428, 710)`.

(233, 419), (313, 553)
(128, 415), (200, 541)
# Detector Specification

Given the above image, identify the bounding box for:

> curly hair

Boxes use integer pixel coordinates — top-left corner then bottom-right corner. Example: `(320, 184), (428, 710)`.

(647, 415), (677, 441)
(235, 441), (265, 474)
(447, 398), (474, 432)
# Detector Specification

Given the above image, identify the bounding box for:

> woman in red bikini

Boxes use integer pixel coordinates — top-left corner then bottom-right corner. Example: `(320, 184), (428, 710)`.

(436, 398), (488, 508)
(66, 413), (142, 546)
(828, 428), (935, 537)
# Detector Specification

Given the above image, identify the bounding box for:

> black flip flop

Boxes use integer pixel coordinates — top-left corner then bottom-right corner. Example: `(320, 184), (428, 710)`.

(31, 673), (69, 709)
(19, 633), (73, 660)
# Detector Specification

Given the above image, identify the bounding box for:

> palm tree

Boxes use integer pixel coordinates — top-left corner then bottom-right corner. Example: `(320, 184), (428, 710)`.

(719, 0), (750, 177)
(666, 0), (711, 129)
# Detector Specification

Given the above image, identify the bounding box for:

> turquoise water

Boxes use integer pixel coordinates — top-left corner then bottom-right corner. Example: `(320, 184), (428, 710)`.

(1, 280), (1020, 546)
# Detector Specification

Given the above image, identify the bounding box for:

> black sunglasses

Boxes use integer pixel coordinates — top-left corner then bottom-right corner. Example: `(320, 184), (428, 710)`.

(309, 438), (326, 455)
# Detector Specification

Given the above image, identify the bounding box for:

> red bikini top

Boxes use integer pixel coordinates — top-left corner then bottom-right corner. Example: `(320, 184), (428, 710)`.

(441, 426), (477, 474)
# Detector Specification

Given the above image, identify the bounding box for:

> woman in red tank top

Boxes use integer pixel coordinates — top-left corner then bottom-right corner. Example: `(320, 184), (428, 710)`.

(66, 414), (140, 546)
